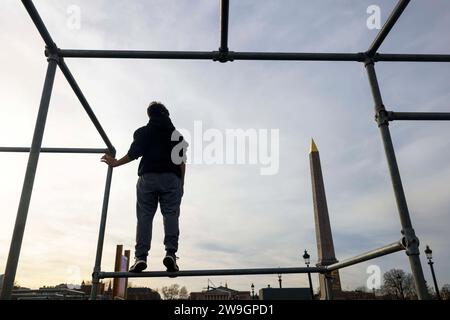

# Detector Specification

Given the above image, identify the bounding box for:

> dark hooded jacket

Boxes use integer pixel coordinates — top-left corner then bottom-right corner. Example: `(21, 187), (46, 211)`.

(127, 115), (186, 177)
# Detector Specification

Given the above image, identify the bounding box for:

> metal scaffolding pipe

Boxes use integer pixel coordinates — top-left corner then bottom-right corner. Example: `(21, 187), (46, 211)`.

(59, 49), (365, 61)
(0, 57), (58, 300)
(365, 60), (430, 300)
(367, 0), (411, 56)
(90, 166), (114, 300)
(388, 111), (450, 121)
(58, 60), (116, 156)
(219, 0), (229, 52)
(323, 273), (333, 300)
(98, 266), (325, 279)
(0, 147), (109, 154)
(55, 50), (450, 63)
(21, 0), (57, 51)
(59, 49), (217, 60)
(376, 53), (450, 62)
(327, 242), (404, 272)
(231, 52), (364, 61)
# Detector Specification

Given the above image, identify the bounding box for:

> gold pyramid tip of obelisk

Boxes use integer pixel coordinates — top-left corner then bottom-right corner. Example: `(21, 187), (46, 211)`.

(310, 138), (318, 153)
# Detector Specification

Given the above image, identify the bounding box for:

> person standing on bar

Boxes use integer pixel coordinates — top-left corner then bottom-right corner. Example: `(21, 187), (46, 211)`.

(101, 102), (187, 273)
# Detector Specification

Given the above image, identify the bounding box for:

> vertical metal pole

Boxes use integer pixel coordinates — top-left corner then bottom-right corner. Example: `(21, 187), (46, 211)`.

(0, 55), (58, 300)
(219, 0), (229, 53)
(429, 261), (441, 300)
(364, 59), (429, 300)
(124, 249), (130, 300)
(324, 273), (333, 300)
(307, 270), (314, 299)
(90, 166), (114, 300)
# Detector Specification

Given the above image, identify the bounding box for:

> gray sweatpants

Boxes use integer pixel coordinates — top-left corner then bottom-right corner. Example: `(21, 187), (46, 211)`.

(135, 172), (183, 260)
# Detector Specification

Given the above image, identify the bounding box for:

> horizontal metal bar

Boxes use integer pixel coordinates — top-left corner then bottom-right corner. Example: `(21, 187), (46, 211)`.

(0, 147), (109, 154)
(60, 49), (217, 60)
(98, 266), (325, 279)
(59, 49), (365, 61)
(376, 53), (450, 62)
(367, 0), (410, 56)
(326, 241), (404, 272)
(21, 0), (57, 51)
(59, 50), (450, 63)
(231, 52), (364, 61)
(57, 60), (116, 156)
(13, 289), (85, 295)
(388, 111), (450, 121)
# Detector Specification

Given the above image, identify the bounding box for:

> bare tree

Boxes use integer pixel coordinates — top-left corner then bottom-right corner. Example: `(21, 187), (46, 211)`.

(402, 273), (417, 299)
(179, 286), (189, 299)
(441, 284), (450, 300)
(161, 284), (180, 300)
(161, 284), (190, 300)
(381, 269), (416, 300)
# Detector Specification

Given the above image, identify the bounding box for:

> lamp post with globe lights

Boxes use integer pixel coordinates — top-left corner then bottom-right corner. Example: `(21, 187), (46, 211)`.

(425, 245), (441, 300)
(303, 249), (314, 299)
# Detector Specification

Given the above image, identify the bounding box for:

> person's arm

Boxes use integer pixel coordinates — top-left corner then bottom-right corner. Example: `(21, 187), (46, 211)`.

(101, 153), (132, 168)
(101, 127), (146, 167)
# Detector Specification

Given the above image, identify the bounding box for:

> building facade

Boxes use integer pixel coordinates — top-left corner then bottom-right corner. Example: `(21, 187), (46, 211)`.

(190, 286), (251, 300)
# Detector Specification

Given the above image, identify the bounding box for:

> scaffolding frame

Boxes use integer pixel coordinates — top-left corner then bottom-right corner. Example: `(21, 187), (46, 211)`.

(1, 0), (449, 300)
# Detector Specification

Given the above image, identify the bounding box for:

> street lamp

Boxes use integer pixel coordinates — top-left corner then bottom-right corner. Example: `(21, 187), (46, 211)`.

(303, 249), (310, 265)
(425, 245), (441, 300)
(251, 283), (255, 300)
(303, 249), (314, 300)
(278, 272), (282, 288)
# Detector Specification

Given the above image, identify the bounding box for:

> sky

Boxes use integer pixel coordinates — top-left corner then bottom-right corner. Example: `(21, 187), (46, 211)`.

(1, 0), (450, 295)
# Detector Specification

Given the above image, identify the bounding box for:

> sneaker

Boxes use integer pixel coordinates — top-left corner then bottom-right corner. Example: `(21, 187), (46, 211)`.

(129, 259), (147, 273)
(163, 252), (179, 273)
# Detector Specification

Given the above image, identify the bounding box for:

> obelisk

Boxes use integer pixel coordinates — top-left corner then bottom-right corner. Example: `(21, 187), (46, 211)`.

(309, 139), (342, 299)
